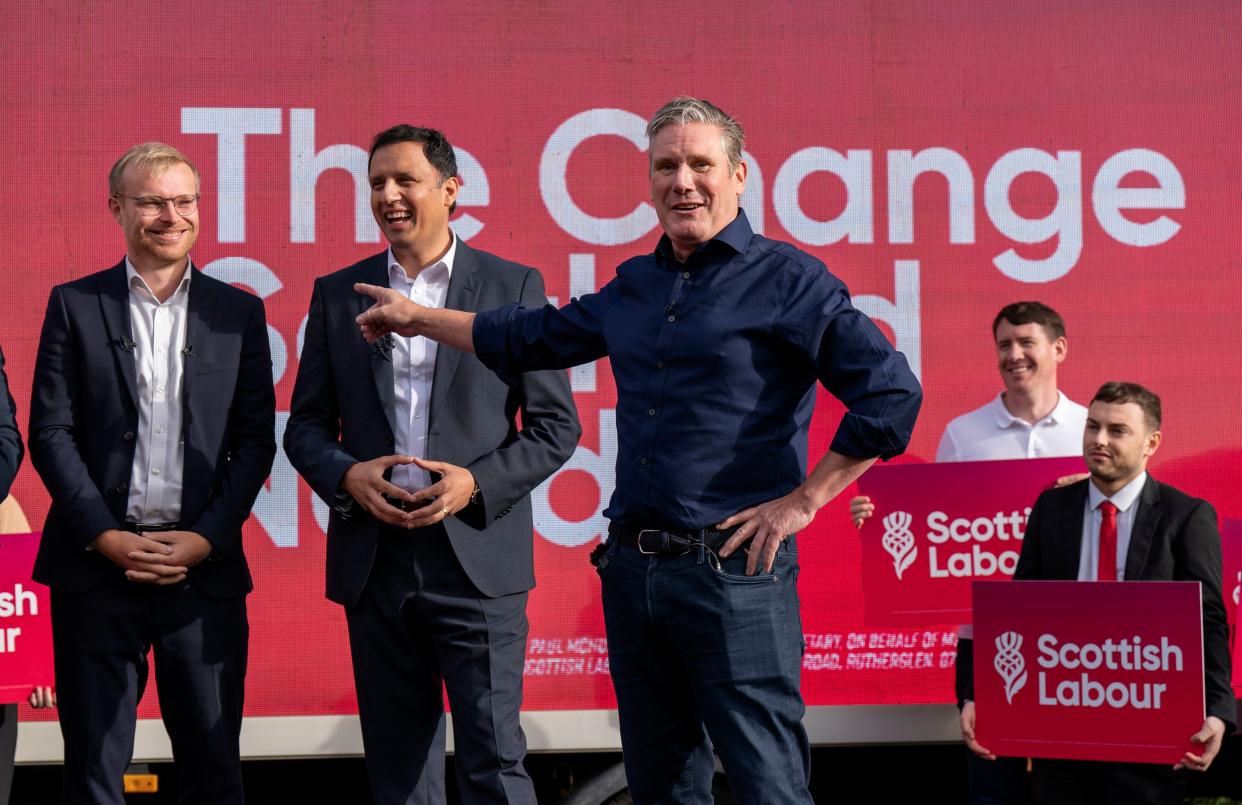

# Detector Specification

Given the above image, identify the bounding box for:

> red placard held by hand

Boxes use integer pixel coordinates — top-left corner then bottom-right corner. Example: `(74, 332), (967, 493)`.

(974, 580), (1204, 764)
(856, 457), (1084, 626)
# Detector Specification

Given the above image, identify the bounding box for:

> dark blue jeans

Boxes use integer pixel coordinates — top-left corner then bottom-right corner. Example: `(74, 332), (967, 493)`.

(597, 535), (812, 804)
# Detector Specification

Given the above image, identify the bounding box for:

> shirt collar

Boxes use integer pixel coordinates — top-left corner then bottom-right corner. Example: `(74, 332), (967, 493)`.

(1088, 471), (1148, 514)
(988, 390), (1071, 429)
(125, 257), (193, 302)
(387, 230), (457, 285)
(655, 208), (755, 264)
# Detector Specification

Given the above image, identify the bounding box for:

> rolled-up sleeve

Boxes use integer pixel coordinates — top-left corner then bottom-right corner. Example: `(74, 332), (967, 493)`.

(778, 265), (922, 460)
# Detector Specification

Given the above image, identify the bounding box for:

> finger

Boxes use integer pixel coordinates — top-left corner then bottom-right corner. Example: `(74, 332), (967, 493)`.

(761, 534), (782, 574)
(404, 504), (451, 530)
(136, 534), (176, 552)
(718, 514), (758, 557)
(377, 454), (417, 468)
(125, 570), (161, 583)
(129, 560), (189, 577)
(353, 282), (389, 302)
(152, 572), (188, 586)
(746, 529), (771, 576)
(128, 550), (182, 564)
(715, 507), (755, 531)
(375, 478), (417, 501)
(364, 498), (414, 527)
(408, 481), (447, 504)
(410, 457), (448, 473)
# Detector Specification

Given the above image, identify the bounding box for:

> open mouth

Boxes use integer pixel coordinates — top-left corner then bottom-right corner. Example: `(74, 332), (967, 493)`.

(384, 210), (413, 225)
(670, 202), (703, 213)
(149, 229), (187, 242)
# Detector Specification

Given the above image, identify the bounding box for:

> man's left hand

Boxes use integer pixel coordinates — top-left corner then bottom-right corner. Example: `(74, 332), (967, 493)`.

(126, 530), (213, 583)
(404, 458), (477, 530)
(1175, 716), (1226, 772)
(716, 489), (817, 575)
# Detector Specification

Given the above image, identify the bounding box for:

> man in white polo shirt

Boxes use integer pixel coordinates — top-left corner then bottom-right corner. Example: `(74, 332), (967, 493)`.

(851, 301), (1087, 805)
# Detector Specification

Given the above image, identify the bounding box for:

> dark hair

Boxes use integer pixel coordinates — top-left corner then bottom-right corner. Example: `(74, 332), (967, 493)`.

(1092, 382), (1162, 431)
(368, 125), (458, 213)
(992, 301), (1066, 342)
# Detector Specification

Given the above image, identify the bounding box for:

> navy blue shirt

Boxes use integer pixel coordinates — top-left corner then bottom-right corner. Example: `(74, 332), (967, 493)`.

(474, 210), (922, 531)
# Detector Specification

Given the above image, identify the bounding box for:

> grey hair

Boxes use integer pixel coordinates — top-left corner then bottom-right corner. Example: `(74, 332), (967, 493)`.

(109, 142), (200, 197)
(646, 97), (744, 169)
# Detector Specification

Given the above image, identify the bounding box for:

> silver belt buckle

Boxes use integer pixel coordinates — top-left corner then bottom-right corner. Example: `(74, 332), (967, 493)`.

(636, 529), (662, 555)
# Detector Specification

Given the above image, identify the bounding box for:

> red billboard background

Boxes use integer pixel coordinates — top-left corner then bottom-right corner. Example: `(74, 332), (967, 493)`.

(1, 2), (1239, 722)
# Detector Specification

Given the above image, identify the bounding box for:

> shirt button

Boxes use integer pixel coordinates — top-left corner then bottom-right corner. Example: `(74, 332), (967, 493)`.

(648, 409), (656, 416)
(157, 346), (166, 354)
(682, 272), (690, 279)
(639, 457), (648, 465)
(656, 361), (664, 369)
(152, 468), (161, 476)
(123, 431), (135, 441)
(155, 427), (164, 435)
(667, 315), (675, 323)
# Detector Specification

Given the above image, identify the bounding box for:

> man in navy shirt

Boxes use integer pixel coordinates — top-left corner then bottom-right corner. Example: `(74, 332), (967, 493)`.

(353, 97), (923, 803)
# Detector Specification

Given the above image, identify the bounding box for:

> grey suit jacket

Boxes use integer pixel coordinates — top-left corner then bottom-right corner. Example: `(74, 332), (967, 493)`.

(284, 239), (581, 605)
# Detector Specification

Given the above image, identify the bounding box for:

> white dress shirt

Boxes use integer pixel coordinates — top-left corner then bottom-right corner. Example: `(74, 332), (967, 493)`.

(939, 391), (1087, 639)
(387, 235), (456, 492)
(1078, 472), (1147, 581)
(124, 259), (191, 523)
(936, 391), (1088, 462)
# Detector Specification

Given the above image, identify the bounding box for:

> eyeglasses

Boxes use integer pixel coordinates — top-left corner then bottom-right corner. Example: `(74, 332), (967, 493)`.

(115, 194), (200, 217)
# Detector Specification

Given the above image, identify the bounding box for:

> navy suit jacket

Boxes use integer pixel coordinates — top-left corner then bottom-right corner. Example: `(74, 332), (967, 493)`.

(958, 476), (1236, 732)
(29, 261), (276, 598)
(284, 240), (580, 606)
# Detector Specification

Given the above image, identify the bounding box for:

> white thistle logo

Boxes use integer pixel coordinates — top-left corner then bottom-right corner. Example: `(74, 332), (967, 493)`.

(994, 631), (1028, 704)
(1233, 571), (1239, 607)
(881, 511), (917, 580)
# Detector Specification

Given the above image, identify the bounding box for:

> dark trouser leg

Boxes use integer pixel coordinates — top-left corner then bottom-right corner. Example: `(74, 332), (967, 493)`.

(51, 578), (149, 805)
(151, 583), (248, 805)
(1031, 759), (1185, 805)
(666, 540), (813, 805)
(421, 584), (535, 804)
(0, 703), (16, 805)
(346, 535), (447, 805)
(967, 751), (1029, 804)
(598, 540), (716, 805)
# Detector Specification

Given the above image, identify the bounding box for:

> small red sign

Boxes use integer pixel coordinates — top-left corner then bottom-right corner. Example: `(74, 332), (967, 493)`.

(974, 580), (1204, 764)
(856, 457), (1084, 626)
(0, 533), (53, 704)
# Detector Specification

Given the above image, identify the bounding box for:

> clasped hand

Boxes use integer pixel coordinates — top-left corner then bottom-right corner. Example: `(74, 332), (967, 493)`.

(341, 455), (476, 530)
(92, 528), (213, 585)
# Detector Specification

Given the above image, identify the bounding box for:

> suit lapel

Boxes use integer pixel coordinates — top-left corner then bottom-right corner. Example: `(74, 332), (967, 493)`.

(1125, 476), (1161, 581)
(360, 255), (400, 440)
(1053, 482), (1091, 580)
(429, 238), (480, 424)
(98, 261), (138, 410)
(181, 266), (216, 407)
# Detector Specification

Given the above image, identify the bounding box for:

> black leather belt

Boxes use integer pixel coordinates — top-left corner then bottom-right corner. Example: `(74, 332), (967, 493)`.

(382, 495), (433, 513)
(610, 523), (743, 555)
(122, 522), (180, 533)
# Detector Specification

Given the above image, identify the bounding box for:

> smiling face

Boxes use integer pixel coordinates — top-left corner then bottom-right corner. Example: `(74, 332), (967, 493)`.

(1083, 400), (1161, 493)
(108, 161), (199, 272)
(649, 122), (746, 262)
(369, 140), (458, 270)
(994, 319), (1066, 396)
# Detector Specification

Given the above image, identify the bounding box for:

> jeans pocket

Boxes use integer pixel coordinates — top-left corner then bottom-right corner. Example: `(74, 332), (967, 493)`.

(710, 552), (781, 584)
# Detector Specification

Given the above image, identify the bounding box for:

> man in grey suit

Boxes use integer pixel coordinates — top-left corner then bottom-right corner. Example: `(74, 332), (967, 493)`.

(284, 125), (580, 804)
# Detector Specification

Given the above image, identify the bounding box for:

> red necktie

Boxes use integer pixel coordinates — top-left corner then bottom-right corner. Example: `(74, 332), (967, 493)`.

(1098, 501), (1118, 581)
